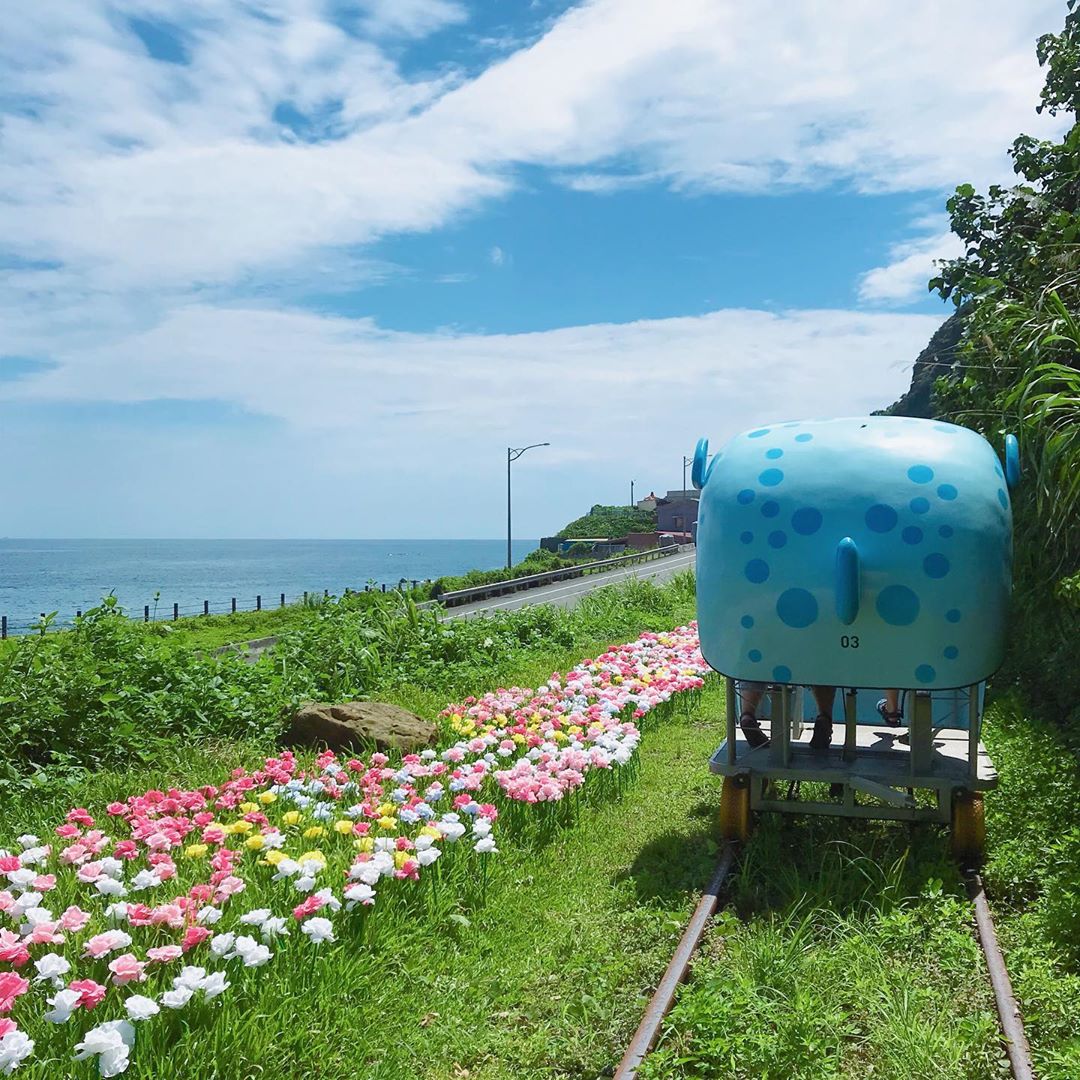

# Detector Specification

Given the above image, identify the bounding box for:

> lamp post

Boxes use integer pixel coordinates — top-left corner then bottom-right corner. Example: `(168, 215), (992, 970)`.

(630, 479), (635, 508)
(682, 455), (693, 495)
(507, 442), (549, 568)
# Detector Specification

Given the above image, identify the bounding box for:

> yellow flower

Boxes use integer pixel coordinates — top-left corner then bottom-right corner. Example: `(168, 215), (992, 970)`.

(377, 816), (397, 831)
(298, 849), (326, 867)
(262, 849), (286, 866)
(355, 837), (375, 853)
(303, 826), (326, 839)
(393, 850), (410, 869)
(281, 811), (302, 827)
(258, 791), (277, 805)
(512, 732), (526, 745)
(377, 802), (395, 818)
(613, 675), (623, 684)
(244, 834), (265, 851)
(229, 820), (254, 835)
(184, 844), (208, 859)
(334, 819), (355, 835)
(238, 802), (258, 815)
(553, 730), (568, 743)
(418, 826), (442, 840)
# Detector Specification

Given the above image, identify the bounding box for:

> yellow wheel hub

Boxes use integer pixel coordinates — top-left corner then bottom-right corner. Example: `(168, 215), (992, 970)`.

(719, 776), (751, 842)
(951, 790), (986, 866)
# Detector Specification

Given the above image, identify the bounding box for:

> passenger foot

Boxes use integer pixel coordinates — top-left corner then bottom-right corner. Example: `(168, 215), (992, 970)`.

(809, 715), (833, 752)
(876, 699), (904, 726)
(739, 712), (770, 749)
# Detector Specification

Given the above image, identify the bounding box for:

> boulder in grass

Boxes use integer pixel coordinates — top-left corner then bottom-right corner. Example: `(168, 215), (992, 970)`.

(284, 701), (436, 753)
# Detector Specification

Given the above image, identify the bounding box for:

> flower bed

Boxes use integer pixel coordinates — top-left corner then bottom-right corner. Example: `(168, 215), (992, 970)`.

(0, 624), (707, 1075)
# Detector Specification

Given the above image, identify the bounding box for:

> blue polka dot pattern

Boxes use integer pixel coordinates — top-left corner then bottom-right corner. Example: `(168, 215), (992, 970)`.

(915, 664), (936, 684)
(761, 501), (780, 518)
(866, 503), (898, 532)
(944, 645), (959, 659)
(749, 649), (762, 662)
(777, 588), (818, 628)
(745, 559), (770, 584)
(740, 614), (754, 629)
(908, 465), (934, 484)
(791, 507), (823, 535)
(759, 468), (784, 487)
(901, 526), (923, 545)
(740, 531), (753, 544)
(939, 525), (954, 538)
(794, 433), (813, 443)
(997, 488), (1008, 509)
(748, 428), (770, 438)
(876, 585), (920, 626)
(923, 553), (950, 578)
(910, 497), (930, 514)
(773, 665), (792, 682)
(737, 488), (755, 505)
(765, 448), (784, 459)
(768, 530), (787, 549)
(937, 483), (958, 500)
(946, 609), (961, 623)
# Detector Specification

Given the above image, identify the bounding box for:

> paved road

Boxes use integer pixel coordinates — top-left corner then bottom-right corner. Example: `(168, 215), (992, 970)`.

(220, 548), (697, 661)
(443, 547), (698, 621)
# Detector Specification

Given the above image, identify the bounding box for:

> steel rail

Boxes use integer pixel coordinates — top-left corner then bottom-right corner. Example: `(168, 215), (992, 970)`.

(613, 843), (738, 1080)
(966, 871), (1036, 1080)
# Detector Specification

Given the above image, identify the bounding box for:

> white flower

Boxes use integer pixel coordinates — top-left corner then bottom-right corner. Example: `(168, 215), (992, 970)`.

(270, 859), (300, 881)
(124, 995), (160, 1022)
(105, 902), (129, 923)
(199, 971), (229, 999)
(259, 916), (289, 941)
(416, 847), (441, 867)
(0, 1029), (34, 1073)
(474, 836), (498, 854)
(43, 988), (82, 1025)
(73, 1019), (135, 1078)
(95, 877), (127, 898)
(10, 889), (39, 910)
(299, 859), (324, 878)
(16, 835), (39, 849)
(260, 831), (285, 849)
(130, 870), (160, 892)
(236, 941), (272, 968)
(313, 887), (341, 912)
(300, 917), (335, 945)
(21, 907), (54, 929)
(7, 871), (35, 892)
(196, 906), (223, 925)
(209, 933), (236, 960)
(174, 966), (206, 990)
(98, 858), (123, 879)
(160, 986), (193, 1010)
(33, 953), (70, 987)
(472, 819), (492, 838)
(238, 909), (270, 926)
(293, 876), (316, 894)
(18, 846), (49, 866)
(344, 883), (376, 909)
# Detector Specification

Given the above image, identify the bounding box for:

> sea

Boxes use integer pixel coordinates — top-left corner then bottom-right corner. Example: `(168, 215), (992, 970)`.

(0, 538), (538, 633)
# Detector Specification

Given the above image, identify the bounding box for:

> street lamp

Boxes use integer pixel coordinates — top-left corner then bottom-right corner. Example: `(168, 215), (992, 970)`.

(507, 442), (549, 568)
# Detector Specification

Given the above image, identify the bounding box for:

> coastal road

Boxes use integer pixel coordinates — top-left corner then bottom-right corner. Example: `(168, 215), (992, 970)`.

(443, 546), (697, 621)
(221, 548), (696, 661)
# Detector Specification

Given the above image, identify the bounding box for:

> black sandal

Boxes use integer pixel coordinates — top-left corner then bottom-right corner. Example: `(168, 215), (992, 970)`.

(809, 714), (833, 751)
(876, 699), (903, 726)
(739, 711), (770, 749)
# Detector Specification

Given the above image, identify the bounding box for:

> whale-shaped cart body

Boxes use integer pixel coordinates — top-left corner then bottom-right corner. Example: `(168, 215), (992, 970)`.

(693, 415), (1018, 862)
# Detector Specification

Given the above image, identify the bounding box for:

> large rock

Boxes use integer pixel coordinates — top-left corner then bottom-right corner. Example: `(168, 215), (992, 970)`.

(284, 701), (436, 753)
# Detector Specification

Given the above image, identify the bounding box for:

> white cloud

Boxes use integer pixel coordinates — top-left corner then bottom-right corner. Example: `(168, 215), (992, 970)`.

(858, 229), (965, 305)
(488, 245), (506, 267)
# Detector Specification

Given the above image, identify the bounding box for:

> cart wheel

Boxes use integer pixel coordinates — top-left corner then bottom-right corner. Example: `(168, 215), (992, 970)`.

(719, 776), (752, 842)
(951, 790), (985, 866)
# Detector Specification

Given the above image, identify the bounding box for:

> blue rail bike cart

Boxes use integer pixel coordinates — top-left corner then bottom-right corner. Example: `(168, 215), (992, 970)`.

(692, 416), (1020, 863)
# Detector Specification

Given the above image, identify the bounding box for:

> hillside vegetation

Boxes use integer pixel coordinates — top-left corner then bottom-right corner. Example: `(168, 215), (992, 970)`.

(556, 503), (658, 538)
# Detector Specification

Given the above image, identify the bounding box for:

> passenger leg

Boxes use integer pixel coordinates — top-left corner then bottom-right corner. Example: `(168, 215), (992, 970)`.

(737, 681), (769, 749)
(809, 684), (835, 751)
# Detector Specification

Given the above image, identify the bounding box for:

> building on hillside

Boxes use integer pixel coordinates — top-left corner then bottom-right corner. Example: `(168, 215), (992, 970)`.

(657, 492), (699, 535)
(635, 491), (659, 511)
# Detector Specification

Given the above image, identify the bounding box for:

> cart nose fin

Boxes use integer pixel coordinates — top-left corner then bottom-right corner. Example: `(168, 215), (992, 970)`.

(835, 536), (860, 625)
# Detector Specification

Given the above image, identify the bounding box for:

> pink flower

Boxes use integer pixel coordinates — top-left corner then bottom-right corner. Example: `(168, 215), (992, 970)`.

(69, 979), (107, 1010)
(0, 972), (29, 1014)
(0, 856), (21, 874)
(126, 904), (153, 927)
(55, 823), (80, 839)
(0, 892), (13, 914)
(149, 904), (184, 929)
(214, 875), (245, 900)
(59, 906), (91, 932)
(181, 926), (211, 953)
(84, 931), (128, 959)
(0, 1019), (16, 1039)
(77, 861), (103, 883)
(32, 874), (57, 891)
(146, 945), (183, 964)
(28, 921), (64, 945)
(67, 807), (95, 827)
(106, 802), (127, 816)
(0, 930), (29, 968)
(112, 840), (138, 860)
(292, 895), (324, 920)
(108, 953), (146, 986)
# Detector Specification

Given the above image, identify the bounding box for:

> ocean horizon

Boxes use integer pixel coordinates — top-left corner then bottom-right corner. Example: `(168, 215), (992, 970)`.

(0, 538), (539, 633)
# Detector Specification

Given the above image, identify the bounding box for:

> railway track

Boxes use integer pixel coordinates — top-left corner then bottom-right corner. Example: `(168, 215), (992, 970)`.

(613, 844), (1035, 1080)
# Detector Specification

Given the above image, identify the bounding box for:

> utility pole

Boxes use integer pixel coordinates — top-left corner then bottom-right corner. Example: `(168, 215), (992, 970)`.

(506, 442), (550, 568)
(630, 479), (635, 508)
(682, 455), (693, 496)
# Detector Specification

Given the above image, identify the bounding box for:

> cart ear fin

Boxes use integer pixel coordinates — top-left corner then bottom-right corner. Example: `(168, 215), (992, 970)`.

(835, 536), (860, 626)
(692, 437), (709, 490)
(1004, 433), (1021, 490)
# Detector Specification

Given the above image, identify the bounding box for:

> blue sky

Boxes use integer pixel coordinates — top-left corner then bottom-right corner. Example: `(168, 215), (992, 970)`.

(0, 0), (1065, 539)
